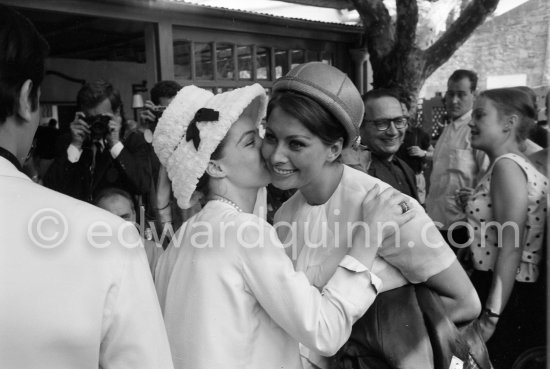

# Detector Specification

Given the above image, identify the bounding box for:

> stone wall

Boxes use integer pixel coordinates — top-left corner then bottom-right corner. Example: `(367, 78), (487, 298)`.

(421, 0), (550, 102)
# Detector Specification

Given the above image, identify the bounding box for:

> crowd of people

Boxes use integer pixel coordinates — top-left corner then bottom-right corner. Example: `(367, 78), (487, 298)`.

(1, 5), (548, 369)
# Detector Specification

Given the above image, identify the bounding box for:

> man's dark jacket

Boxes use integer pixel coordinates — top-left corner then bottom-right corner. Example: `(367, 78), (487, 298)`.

(366, 155), (419, 202)
(44, 130), (152, 203)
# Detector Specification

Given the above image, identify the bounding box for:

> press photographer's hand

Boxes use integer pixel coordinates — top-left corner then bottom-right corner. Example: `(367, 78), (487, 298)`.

(104, 113), (122, 147)
(70, 112), (90, 149)
(140, 100), (157, 125)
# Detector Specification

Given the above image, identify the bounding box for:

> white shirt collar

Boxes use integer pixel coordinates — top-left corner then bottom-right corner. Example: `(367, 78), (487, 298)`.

(451, 110), (472, 128)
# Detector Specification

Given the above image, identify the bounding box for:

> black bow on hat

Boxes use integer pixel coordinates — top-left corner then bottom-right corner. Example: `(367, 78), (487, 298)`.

(185, 108), (220, 150)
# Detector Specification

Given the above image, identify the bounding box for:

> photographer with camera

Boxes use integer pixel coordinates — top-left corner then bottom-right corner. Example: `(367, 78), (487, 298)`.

(139, 80), (202, 237)
(137, 80), (195, 237)
(139, 80), (181, 136)
(44, 80), (153, 203)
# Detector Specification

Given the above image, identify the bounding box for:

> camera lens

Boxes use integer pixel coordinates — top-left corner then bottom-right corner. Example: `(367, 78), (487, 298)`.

(88, 115), (110, 140)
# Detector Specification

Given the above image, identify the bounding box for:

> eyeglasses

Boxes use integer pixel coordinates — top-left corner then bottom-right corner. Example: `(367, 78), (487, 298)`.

(364, 116), (409, 131)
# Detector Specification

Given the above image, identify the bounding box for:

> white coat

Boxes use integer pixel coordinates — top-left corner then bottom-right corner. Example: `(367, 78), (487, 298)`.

(0, 157), (173, 369)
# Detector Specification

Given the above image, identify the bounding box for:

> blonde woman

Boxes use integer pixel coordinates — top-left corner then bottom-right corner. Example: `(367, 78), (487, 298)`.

(463, 88), (547, 368)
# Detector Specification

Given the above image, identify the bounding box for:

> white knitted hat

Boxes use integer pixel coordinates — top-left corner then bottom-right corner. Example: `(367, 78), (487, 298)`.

(153, 84), (267, 209)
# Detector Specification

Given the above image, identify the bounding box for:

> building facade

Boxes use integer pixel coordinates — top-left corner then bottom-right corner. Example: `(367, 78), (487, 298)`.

(421, 0), (550, 111)
(1, 0), (365, 126)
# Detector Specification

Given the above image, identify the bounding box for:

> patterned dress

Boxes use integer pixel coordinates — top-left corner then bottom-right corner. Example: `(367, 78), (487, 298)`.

(466, 153), (547, 282)
(466, 153), (548, 369)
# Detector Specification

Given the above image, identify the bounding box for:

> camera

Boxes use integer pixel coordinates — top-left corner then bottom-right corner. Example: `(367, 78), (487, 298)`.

(150, 105), (166, 121)
(83, 114), (111, 141)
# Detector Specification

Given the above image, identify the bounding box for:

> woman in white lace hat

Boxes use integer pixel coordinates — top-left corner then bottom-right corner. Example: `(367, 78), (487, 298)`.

(152, 83), (414, 369)
(261, 62), (482, 369)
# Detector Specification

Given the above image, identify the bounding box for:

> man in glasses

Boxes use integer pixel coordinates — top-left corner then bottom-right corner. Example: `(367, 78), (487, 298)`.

(357, 88), (419, 200)
(425, 69), (489, 250)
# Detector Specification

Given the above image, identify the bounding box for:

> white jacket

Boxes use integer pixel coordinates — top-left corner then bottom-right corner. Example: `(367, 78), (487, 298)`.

(0, 157), (173, 369)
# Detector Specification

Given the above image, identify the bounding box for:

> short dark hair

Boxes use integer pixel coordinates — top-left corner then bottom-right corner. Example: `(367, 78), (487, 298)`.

(150, 80), (181, 105)
(267, 90), (347, 146)
(77, 80), (123, 114)
(479, 88), (536, 142)
(448, 69), (478, 92)
(362, 88), (411, 112)
(0, 5), (49, 122)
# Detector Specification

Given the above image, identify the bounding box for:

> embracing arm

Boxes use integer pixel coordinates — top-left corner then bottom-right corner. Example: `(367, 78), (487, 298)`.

(425, 260), (481, 323)
(378, 197), (480, 323)
(241, 221), (379, 356)
(243, 187), (413, 355)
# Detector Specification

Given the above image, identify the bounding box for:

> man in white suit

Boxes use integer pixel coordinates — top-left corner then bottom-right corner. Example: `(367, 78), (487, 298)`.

(0, 6), (173, 369)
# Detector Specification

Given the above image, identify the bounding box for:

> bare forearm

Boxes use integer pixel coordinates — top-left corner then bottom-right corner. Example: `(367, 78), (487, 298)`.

(426, 260), (481, 323)
(439, 289), (480, 323)
(486, 244), (523, 315)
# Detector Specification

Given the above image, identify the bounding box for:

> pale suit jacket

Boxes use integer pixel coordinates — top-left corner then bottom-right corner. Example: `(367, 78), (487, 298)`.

(0, 157), (173, 369)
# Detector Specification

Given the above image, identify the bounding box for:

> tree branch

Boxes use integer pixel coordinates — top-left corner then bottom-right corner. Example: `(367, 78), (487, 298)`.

(423, 0), (500, 76)
(351, 0), (395, 59)
(395, 0), (419, 53)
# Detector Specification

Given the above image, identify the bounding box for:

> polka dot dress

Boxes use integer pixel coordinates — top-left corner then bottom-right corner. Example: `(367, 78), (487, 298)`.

(466, 153), (548, 283)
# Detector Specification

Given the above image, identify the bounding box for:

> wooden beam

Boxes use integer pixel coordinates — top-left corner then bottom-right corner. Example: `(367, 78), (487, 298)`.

(144, 23), (159, 83)
(157, 21), (174, 81)
(276, 0), (354, 9)
(1, 0), (361, 42)
(54, 37), (143, 60)
(143, 24), (160, 86)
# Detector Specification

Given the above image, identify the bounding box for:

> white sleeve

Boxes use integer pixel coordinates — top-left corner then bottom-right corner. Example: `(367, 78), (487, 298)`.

(239, 217), (378, 356)
(67, 144), (82, 163)
(377, 198), (456, 283)
(99, 232), (173, 369)
(110, 141), (124, 159)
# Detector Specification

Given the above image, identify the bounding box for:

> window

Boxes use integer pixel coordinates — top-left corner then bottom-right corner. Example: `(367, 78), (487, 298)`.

(195, 42), (213, 80)
(216, 43), (234, 79)
(290, 49), (305, 69)
(256, 47), (270, 80)
(320, 50), (333, 65)
(274, 49), (288, 79)
(306, 50), (318, 62)
(172, 31), (333, 93)
(173, 40), (192, 79)
(238, 46), (253, 80)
